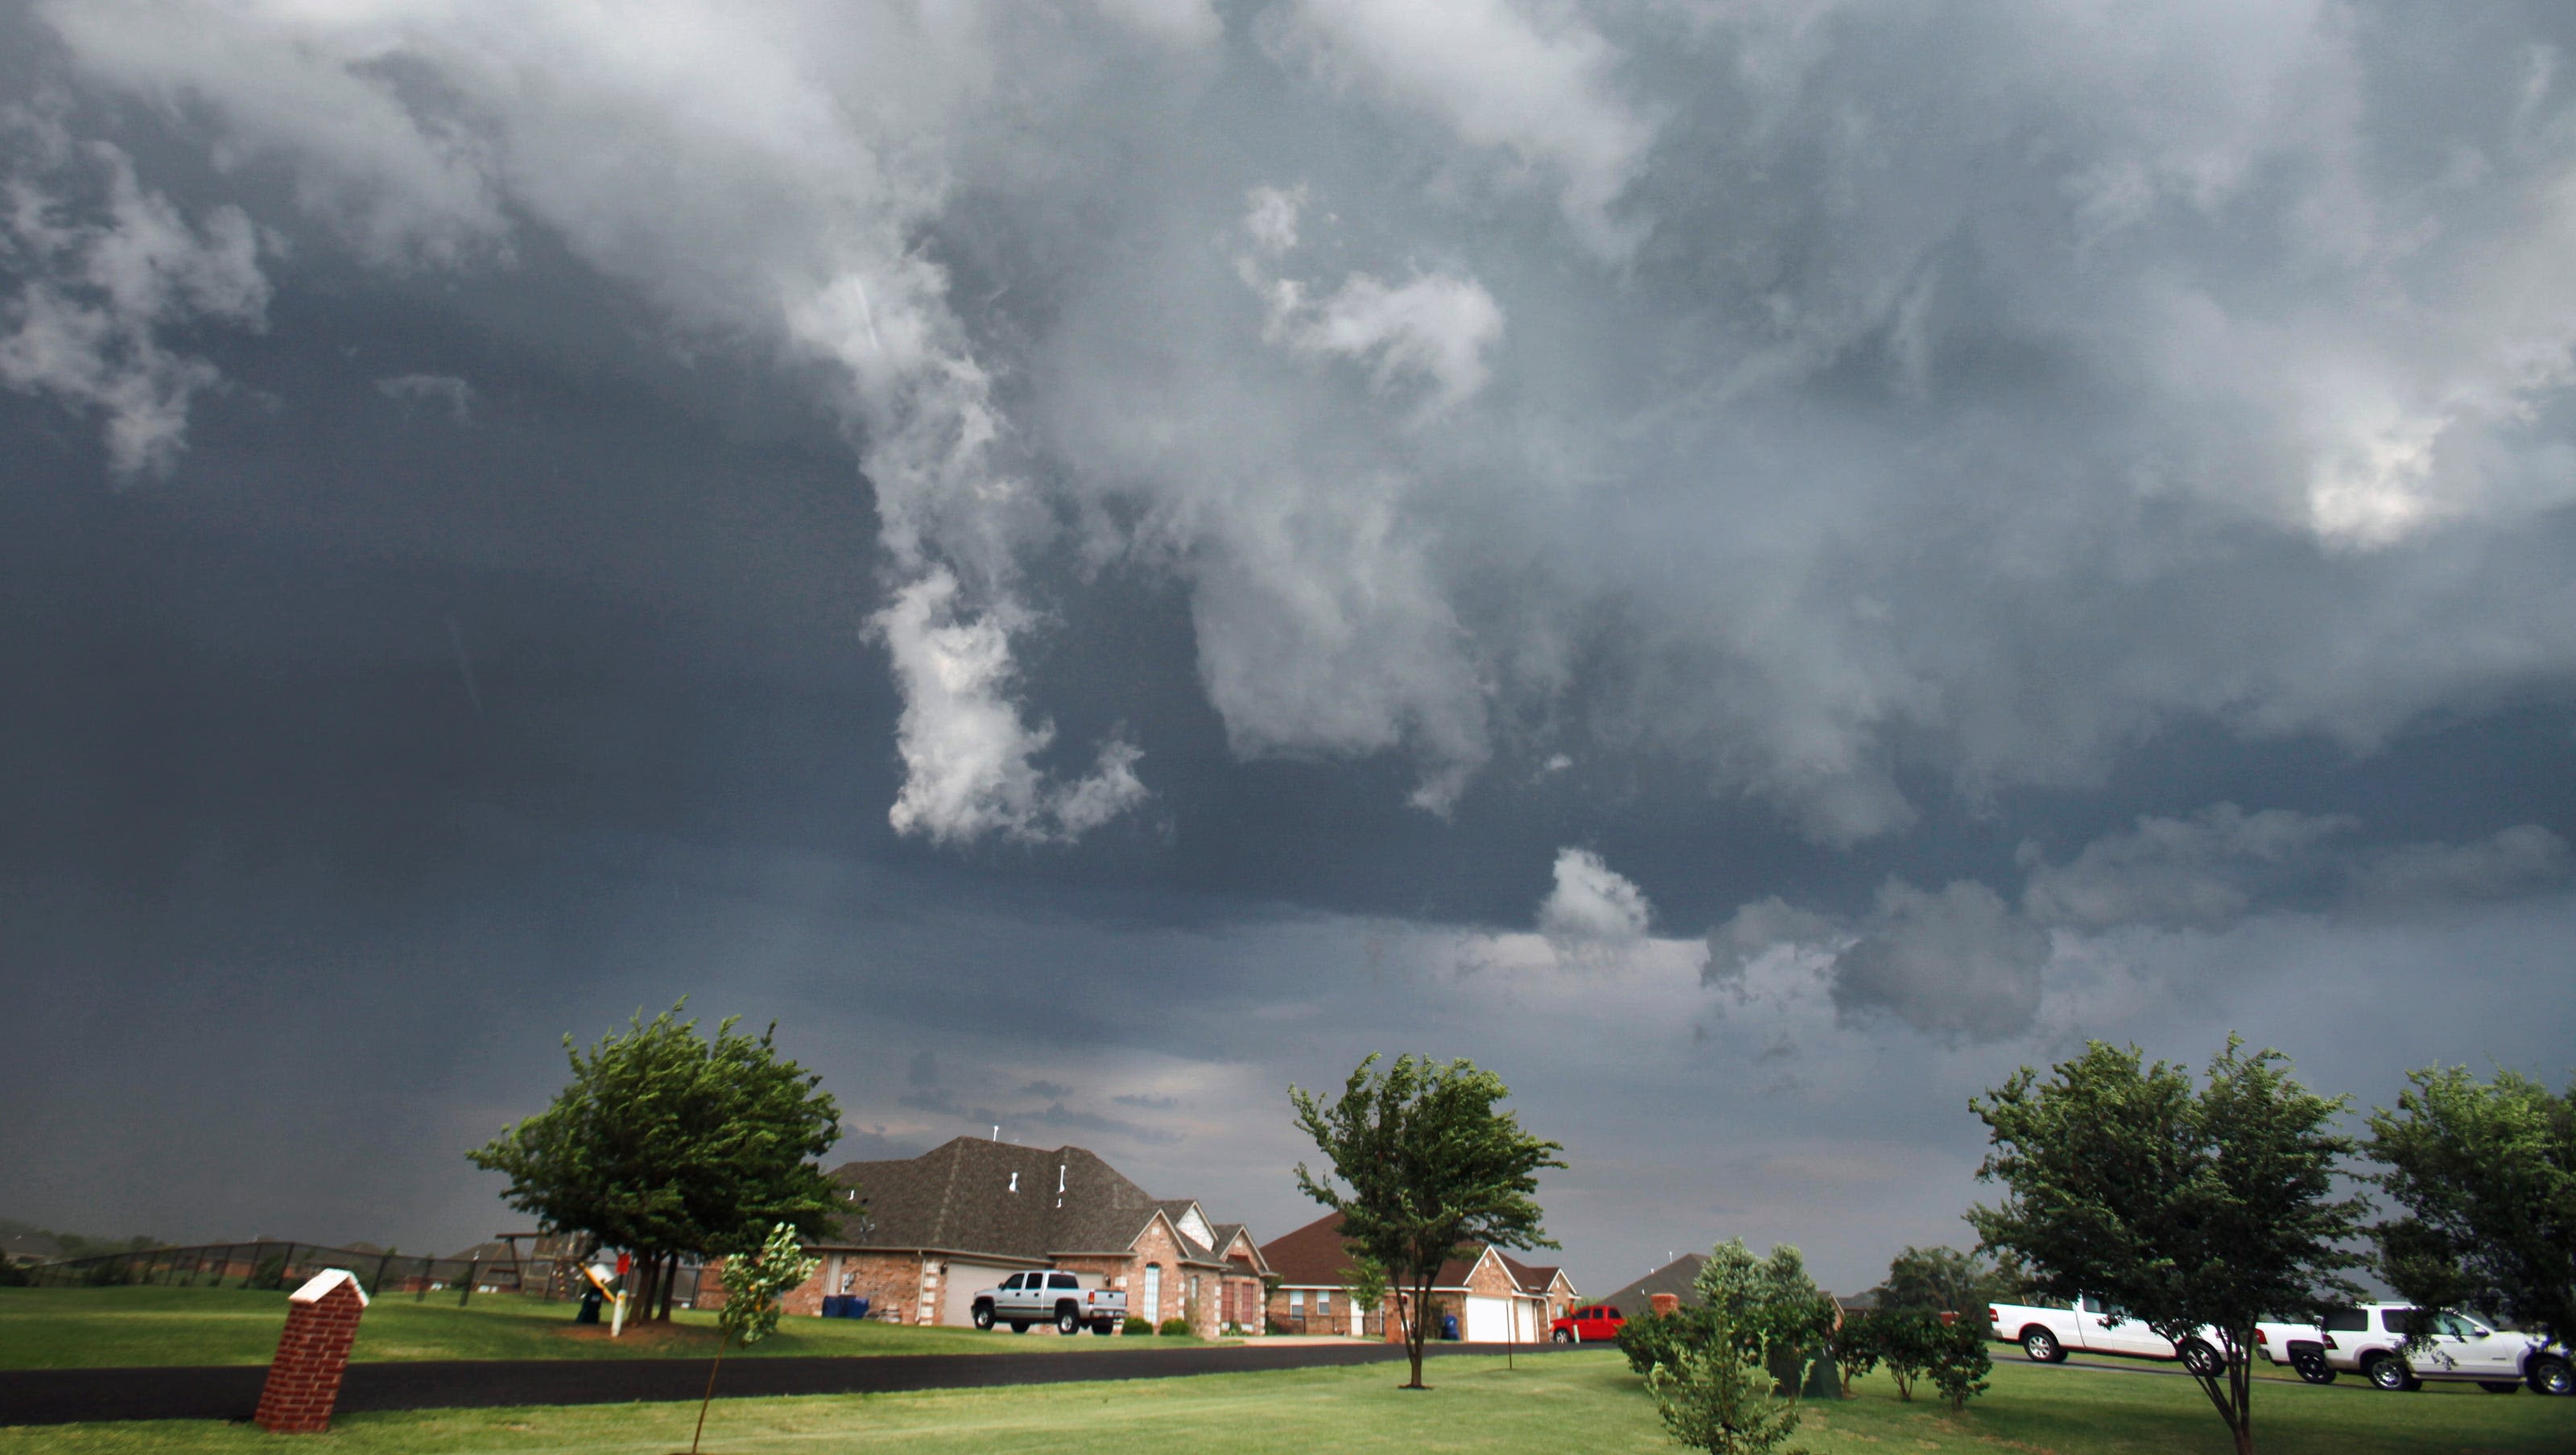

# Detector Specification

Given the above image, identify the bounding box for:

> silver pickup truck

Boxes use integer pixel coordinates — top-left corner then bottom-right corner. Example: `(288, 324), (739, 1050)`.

(969, 1270), (1128, 1334)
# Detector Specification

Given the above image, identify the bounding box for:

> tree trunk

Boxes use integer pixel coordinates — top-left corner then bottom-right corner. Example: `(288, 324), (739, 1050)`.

(690, 1341), (729, 1455)
(1402, 1278), (1433, 1389)
(659, 1252), (681, 1321)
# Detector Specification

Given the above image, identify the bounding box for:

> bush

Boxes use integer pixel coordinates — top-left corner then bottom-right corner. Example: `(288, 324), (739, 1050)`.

(1121, 1316), (1154, 1336)
(1828, 1311), (1883, 1396)
(1651, 1338), (1805, 1455)
(1157, 1317), (1191, 1337)
(1266, 1317), (1290, 1335)
(1618, 1307), (1719, 1377)
(1924, 1318), (1992, 1411)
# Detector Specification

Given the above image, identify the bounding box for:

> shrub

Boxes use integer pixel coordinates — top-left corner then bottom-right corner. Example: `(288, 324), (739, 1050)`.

(1924, 1318), (1992, 1412)
(1650, 1338), (1806, 1455)
(1829, 1310), (1883, 1396)
(1121, 1316), (1154, 1336)
(1265, 1317), (1290, 1335)
(1157, 1317), (1191, 1337)
(1864, 1311), (1940, 1400)
(1618, 1306), (1719, 1377)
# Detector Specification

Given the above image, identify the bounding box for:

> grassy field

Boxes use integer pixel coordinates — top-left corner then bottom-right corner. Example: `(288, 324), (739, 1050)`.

(0, 1288), (1199, 1368)
(5, 1350), (2569, 1455)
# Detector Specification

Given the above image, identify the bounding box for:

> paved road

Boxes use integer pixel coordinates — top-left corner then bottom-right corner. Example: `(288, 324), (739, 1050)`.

(0, 1341), (1571, 1426)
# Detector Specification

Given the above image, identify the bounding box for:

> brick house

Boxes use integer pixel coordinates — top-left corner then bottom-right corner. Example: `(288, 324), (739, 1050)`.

(740, 1136), (1268, 1337)
(1259, 1212), (1575, 1342)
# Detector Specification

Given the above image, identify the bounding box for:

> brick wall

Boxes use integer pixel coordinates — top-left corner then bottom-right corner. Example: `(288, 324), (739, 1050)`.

(254, 1272), (367, 1434)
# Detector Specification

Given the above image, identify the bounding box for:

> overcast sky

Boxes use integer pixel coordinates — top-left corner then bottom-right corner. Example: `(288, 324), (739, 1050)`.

(4, 0), (2574, 1297)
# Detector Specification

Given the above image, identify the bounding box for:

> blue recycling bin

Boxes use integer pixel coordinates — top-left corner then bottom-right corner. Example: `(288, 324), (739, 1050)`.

(821, 1295), (844, 1317)
(1441, 1313), (1459, 1341)
(848, 1296), (870, 1319)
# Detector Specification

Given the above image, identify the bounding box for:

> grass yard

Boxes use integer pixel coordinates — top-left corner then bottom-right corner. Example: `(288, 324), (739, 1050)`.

(0, 1288), (1196, 1369)
(5, 1350), (2570, 1455)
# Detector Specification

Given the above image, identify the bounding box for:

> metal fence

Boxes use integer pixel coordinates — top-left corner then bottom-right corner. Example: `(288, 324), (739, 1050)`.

(13, 1239), (706, 1306)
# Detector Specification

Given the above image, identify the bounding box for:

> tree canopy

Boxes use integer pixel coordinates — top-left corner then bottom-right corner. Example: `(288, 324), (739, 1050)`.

(1290, 1053), (1565, 1389)
(1969, 1037), (2365, 1455)
(2368, 1064), (2576, 1349)
(467, 1003), (842, 1321)
(1870, 1245), (2028, 1317)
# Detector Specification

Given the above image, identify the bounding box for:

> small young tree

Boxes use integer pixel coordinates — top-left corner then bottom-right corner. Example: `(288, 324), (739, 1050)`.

(2367, 1065), (2574, 1349)
(690, 1222), (818, 1455)
(468, 1003), (842, 1321)
(1343, 1251), (1392, 1338)
(1923, 1317), (1992, 1412)
(1867, 1312), (1938, 1400)
(1651, 1325), (1805, 1455)
(1827, 1309), (1880, 1396)
(1694, 1239), (1838, 1398)
(1291, 1053), (1566, 1390)
(1970, 1037), (2366, 1455)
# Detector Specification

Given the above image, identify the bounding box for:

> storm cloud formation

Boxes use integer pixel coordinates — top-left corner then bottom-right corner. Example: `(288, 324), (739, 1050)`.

(4, 0), (2574, 1291)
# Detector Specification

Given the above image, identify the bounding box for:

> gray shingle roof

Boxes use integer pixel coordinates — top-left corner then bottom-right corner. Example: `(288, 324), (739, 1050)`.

(821, 1136), (1246, 1267)
(1599, 1253), (1707, 1317)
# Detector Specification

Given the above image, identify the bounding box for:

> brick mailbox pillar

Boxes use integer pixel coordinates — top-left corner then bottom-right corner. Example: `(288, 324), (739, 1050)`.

(255, 1267), (371, 1432)
(1649, 1292), (1680, 1317)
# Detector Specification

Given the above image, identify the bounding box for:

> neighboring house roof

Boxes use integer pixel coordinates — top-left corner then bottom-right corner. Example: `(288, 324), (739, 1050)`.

(2, 1233), (61, 1266)
(1600, 1253), (1708, 1317)
(821, 1136), (1250, 1270)
(1499, 1253), (1576, 1298)
(1261, 1213), (1564, 1296)
(1261, 1212), (1361, 1288)
(1834, 1290), (1879, 1314)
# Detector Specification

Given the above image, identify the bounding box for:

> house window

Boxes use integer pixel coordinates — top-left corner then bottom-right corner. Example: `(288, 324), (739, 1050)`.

(1289, 1291), (1304, 1311)
(1143, 1263), (1162, 1319)
(1316, 1291), (1331, 1313)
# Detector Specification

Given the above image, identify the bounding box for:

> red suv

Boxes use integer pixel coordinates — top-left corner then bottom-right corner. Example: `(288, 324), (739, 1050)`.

(1550, 1305), (1626, 1343)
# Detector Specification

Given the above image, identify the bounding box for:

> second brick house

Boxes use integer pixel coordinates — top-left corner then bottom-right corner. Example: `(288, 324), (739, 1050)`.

(1260, 1210), (1575, 1342)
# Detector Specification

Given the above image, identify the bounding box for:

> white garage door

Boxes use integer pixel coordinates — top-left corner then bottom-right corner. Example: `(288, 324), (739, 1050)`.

(939, 1262), (1022, 1328)
(1464, 1296), (1513, 1342)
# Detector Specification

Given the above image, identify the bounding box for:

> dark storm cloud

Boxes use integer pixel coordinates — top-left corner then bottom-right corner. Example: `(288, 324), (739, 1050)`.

(6, 0), (2576, 1291)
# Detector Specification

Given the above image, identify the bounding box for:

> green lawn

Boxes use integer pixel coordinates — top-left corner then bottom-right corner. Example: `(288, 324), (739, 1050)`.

(0, 1288), (1196, 1368)
(5, 1350), (2569, 1455)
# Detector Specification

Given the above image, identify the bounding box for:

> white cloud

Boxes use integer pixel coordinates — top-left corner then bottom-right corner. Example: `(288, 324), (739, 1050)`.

(0, 122), (269, 476)
(31, 0), (2576, 853)
(1263, 0), (1653, 256)
(1537, 847), (1652, 950)
(873, 569), (1148, 845)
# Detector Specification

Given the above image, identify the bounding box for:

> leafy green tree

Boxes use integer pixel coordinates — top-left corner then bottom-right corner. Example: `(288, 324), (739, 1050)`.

(1827, 1309), (1880, 1396)
(2367, 1065), (2575, 1349)
(1695, 1239), (1838, 1399)
(1343, 1251), (1392, 1336)
(1924, 1317), (1993, 1411)
(691, 1222), (818, 1455)
(1651, 1337), (1806, 1455)
(468, 1003), (842, 1321)
(1872, 1245), (2028, 1317)
(1858, 1311), (1935, 1400)
(1970, 1037), (2366, 1455)
(1291, 1053), (1566, 1390)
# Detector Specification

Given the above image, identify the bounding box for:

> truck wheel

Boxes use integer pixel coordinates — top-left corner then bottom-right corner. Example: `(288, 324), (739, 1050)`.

(2021, 1327), (2064, 1363)
(971, 1304), (995, 1330)
(2479, 1381), (2523, 1394)
(2528, 1354), (2573, 1395)
(1056, 1305), (1081, 1335)
(2363, 1354), (2419, 1391)
(2180, 1338), (2221, 1378)
(1554, 1329), (1575, 1344)
(1010, 1321), (1029, 1333)
(2289, 1349), (2336, 1384)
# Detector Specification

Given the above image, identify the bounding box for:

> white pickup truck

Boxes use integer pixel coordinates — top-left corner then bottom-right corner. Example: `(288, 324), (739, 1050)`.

(968, 1270), (1127, 1335)
(1987, 1296), (2226, 1375)
(2274, 1303), (2574, 1395)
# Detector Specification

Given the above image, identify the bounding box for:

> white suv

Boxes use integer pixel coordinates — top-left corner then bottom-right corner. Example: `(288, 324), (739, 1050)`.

(2314, 1303), (2572, 1395)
